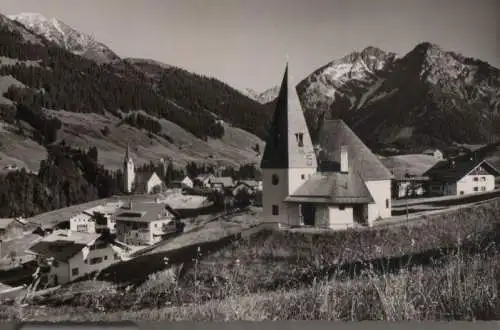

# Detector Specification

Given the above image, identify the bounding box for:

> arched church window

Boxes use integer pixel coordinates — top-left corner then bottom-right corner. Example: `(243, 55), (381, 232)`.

(272, 174), (279, 185)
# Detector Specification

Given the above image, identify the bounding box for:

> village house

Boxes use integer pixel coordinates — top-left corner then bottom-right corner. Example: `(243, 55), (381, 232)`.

(260, 65), (394, 230)
(69, 202), (123, 234)
(0, 218), (26, 241)
(114, 201), (180, 246)
(27, 230), (125, 286)
(423, 149), (444, 161)
(170, 176), (194, 189)
(424, 158), (500, 196)
(232, 180), (262, 196)
(194, 174), (215, 188)
(209, 176), (234, 192)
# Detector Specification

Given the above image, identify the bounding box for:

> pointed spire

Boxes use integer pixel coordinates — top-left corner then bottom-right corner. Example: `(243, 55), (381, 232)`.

(124, 143), (131, 163)
(260, 63), (317, 170)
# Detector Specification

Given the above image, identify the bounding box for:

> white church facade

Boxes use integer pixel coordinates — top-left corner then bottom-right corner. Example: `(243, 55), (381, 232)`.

(260, 65), (394, 230)
(122, 145), (165, 194)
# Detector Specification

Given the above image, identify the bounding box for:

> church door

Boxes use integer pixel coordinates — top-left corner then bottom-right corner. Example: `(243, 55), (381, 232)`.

(301, 204), (316, 226)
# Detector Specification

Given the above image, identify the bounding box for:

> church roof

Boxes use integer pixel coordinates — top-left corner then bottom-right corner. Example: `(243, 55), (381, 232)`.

(284, 172), (374, 204)
(260, 64), (317, 169)
(316, 120), (394, 181)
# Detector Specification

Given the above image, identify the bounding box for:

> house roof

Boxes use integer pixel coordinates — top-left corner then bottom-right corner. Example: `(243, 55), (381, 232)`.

(114, 203), (176, 222)
(210, 176), (234, 186)
(29, 240), (87, 262)
(135, 171), (162, 193)
(238, 180), (260, 187)
(195, 173), (214, 181)
(316, 120), (394, 181)
(28, 230), (102, 262)
(0, 218), (15, 230)
(424, 159), (500, 182)
(285, 172), (374, 205)
(260, 64), (318, 169)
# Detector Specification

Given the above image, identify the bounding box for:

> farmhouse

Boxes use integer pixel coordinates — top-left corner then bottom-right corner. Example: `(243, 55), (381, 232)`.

(0, 218), (25, 241)
(194, 174), (215, 188)
(424, 158), (500, 196)
(260, 64), (393, 230)
(114, 201), (180, 246)
(210, 176), (234, 192)
(27, 230), (123, 286)
(69, 202), (123, 234)
(390, 169), (429, 199)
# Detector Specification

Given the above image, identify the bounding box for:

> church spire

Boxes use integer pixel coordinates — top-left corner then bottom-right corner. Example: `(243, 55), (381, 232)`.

(124, 143), (131, 163)
(260, 63), (317, 169)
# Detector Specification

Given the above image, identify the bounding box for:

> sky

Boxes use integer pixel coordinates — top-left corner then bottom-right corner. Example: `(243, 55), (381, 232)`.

(1, 0), (499, 92)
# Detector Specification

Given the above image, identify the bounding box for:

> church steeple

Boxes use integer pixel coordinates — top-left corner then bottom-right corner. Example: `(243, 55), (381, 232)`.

(124, 143), (131, 164)
(123, 143), (135, 194)
(260, 63), (317, 170)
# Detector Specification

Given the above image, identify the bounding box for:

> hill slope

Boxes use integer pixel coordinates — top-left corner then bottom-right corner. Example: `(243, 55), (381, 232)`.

(0, 13), (267, 170)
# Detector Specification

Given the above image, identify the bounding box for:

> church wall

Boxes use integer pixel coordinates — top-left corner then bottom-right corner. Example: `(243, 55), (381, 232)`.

(262, 169), (291, 226)
(146, 174), (164, 194)
(287, 168), (317, 195)
(327, 206), (354, 229)
(365, 180), (392, 225)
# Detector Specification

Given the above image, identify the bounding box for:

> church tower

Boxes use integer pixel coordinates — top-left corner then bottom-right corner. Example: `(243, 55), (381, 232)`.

(123, 144), (135, 194)
(260, 64), (318, 227)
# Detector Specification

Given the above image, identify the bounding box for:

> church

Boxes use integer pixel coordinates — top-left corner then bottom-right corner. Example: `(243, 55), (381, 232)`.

(260, 64), (394, 230)
(122, 145), (165, 194)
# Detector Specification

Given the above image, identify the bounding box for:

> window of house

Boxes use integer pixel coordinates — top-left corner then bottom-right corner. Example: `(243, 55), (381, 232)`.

(104, 255), (108, 260)
(460, 191), (464, 195)
(272, 205), (279, 215)
(473, 177), (479, 182)
(114, 254), (120, 260)
(84, 259), (88, 264)
(474, 187), (479, 192)
(301, 174), (305, 180)
(272, 174), (279, 185)
(339, 205), (345, 210)
(89, 257), (103, 265)
(385, 199), (389, 209)
(481, 186), (486, 191)
(71, 268), (79, 276)
(295, 133), (304, 147)
(480, 177), (486, 181)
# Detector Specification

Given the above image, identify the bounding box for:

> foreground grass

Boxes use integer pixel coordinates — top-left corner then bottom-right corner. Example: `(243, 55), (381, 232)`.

(1, 199), (499, 321)
(1, 249), (499, 321)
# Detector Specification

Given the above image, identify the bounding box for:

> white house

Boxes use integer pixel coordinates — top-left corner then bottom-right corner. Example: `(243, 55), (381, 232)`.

(135, 171), (164, 194)
(209, 176), (234, 191)
(114, 201), (179, 246)
(27, 230), (125, 286)
(260, 64), (393, 230)
(181, 176), (194, 188)
(194, 174), (215, 188)
(424, 158), (500, 196)
(69, 202), (123, 234)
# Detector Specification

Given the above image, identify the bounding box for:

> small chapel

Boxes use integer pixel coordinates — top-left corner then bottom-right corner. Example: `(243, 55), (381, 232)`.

(260, 64), (394, 230)
(122, 145), (165, 194)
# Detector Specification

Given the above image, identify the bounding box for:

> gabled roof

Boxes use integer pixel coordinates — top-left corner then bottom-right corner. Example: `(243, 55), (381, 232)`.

(285, 172), (374, 204)
(114, 203), (177, 222)
(424, 158), (500, 182)
(195, 173), (214, 181)
(237, 180), (260, 187)
(260, 64), (317, 169)
(316, 120), (394, 181)
(210, 176), (234, 187)
(29, 240), (86, 262)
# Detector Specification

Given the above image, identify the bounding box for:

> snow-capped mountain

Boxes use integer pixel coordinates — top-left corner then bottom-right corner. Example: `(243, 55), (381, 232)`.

(244, 86), (280, 104)
(8, 12), (120, 63)
(296, 43), (500, 153)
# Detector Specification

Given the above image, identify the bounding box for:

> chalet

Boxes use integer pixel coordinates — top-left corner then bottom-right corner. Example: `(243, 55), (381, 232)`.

(423, 149), (444, 161)
(194, 174), (215, 188)
(260, 64), (394, 230)
(424, 158), (500, 196)
(170, 176), (194, 189)
(114, 201), (180, 246)
(0, 218), (26, 241)
(27, 230), (124, 286)
(134, 171), (164, 194)
(232, 180), (261, 196)
(209, 176), (234, 191)
(69, 202), (123, 234)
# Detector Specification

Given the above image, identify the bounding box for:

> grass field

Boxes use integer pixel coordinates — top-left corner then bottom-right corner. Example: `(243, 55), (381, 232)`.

(1, 198), (499, 321)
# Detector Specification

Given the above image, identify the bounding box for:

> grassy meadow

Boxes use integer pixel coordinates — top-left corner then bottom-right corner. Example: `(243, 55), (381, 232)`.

(1, 199), (500, 321)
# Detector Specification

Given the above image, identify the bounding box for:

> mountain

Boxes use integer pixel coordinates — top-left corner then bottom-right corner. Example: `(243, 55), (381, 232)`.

(296, 44), (500, 154)
(0, 13), (268, 170)
(244, 86), (280, 104)
(8, 13), (120, 64)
